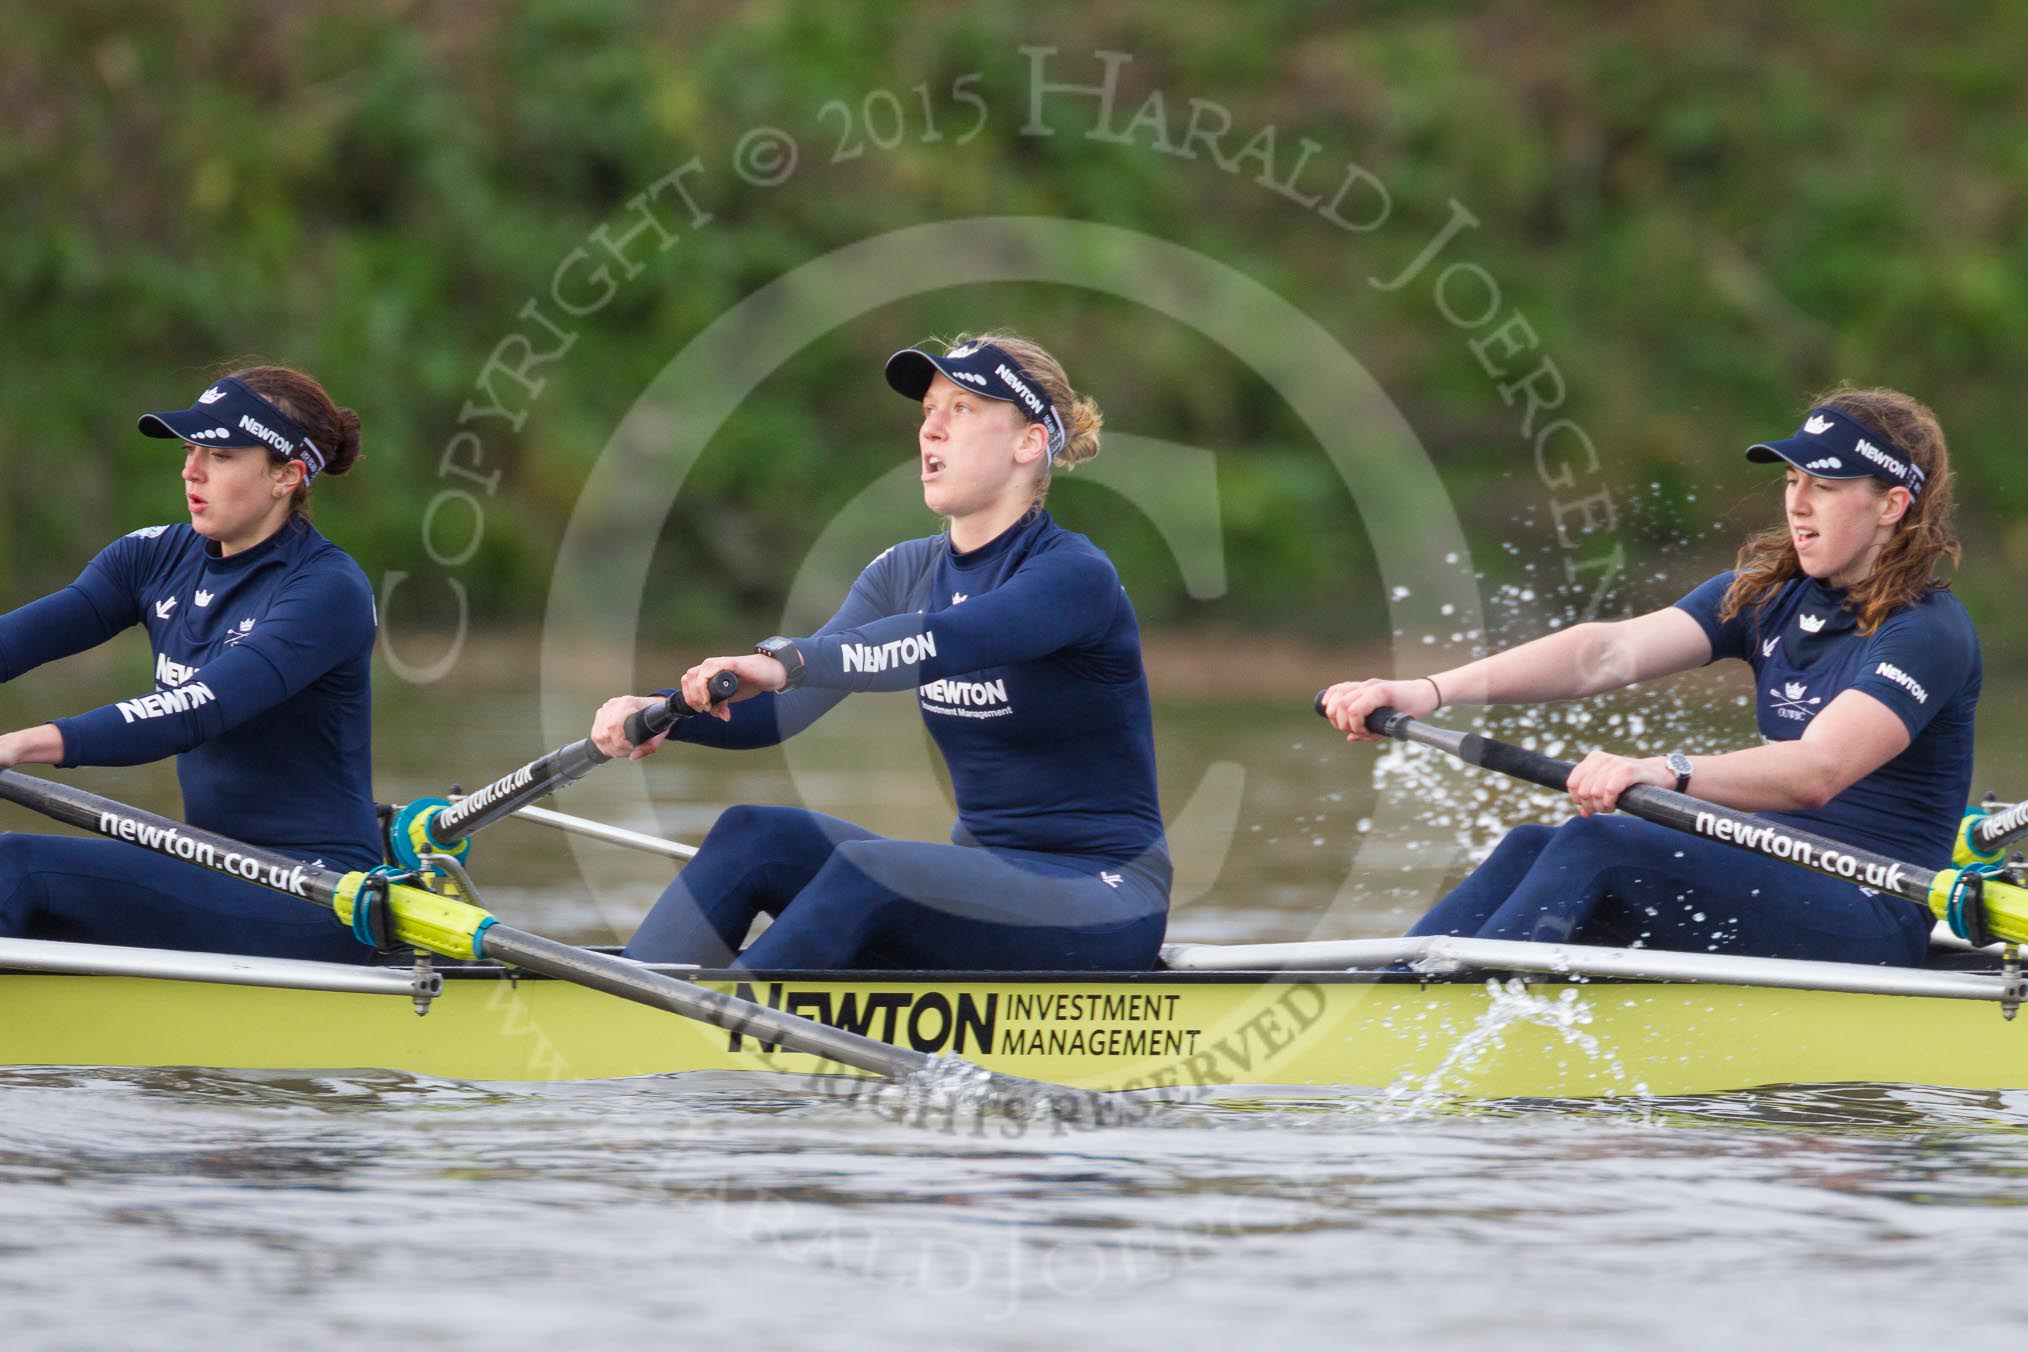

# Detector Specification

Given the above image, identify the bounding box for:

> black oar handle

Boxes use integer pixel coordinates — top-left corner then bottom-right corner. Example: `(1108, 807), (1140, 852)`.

(1315, 690), (1573, 791)
(1442, 726), (1575, 793)
(621, 670), (740, 749)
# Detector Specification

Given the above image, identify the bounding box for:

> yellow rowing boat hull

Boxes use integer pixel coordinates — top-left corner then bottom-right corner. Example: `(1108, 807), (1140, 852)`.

(6, 965), (2027, 1097)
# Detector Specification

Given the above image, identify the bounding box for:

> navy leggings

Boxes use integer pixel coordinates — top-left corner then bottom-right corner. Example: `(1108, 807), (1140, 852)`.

(0, 833), (368, 961)
(1408, 814), (1935, 966)
(621, 805), (1170, 971)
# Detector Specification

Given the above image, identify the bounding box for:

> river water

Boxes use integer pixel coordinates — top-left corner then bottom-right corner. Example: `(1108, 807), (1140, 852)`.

(5, 651), (2028, 1349)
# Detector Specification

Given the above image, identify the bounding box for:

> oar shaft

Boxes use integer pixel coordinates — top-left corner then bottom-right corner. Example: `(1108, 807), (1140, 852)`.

(0, 768), (491, 957)
(0, 768), (1032, 1097)
(424, 671), (740, 847)
(478, 927), (929, 1080)
(1339, 703), (1944, 911)
(1969, 800), (2028, 859)
(0, 768), (348, 908)
(1374, 698), (2028, 870)
(427, 742), (600, 843)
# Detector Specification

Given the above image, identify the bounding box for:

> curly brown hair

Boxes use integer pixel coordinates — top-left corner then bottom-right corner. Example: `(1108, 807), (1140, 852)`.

(1719, 385), (1960, 635)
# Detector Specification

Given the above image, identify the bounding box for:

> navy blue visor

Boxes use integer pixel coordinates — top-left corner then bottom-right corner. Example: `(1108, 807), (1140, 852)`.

(138, 377), (327, 481)
(885, 341), (1068, 459)
(1746, 405), (1924, 499)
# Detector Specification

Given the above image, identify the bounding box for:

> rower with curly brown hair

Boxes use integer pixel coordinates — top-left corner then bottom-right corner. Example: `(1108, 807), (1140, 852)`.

(1321, 385), (1979, 966)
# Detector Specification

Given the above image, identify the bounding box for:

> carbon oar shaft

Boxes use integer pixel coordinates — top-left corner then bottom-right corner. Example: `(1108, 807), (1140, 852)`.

(1316, 699), (2028, 945)
(1, 767), (373, 916)
(0, 768), (1101, 1100)
(476, 927), (925, 1078)
(426, 741), (600, 843)
(1967, 800), (2028, 863)
(1377, 710), (1933, 902)
(416, 671), (740, 848)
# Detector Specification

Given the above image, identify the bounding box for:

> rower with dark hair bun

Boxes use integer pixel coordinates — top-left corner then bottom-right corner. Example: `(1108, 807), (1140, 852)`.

(0, 363), (381, 960)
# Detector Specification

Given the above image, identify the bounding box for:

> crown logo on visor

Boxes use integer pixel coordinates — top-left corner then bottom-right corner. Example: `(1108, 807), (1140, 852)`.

(198, 386), (227, 405)
(946, 343), (981, 359)
(1803, 414), (1833, 434)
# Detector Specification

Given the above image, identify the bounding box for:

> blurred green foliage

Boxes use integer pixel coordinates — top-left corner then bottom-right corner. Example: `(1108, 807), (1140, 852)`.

(5, 1), (2025, 652)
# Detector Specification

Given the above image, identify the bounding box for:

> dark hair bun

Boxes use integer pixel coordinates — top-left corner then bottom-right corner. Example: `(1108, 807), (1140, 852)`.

(324, 406), (364, 476)
(225, 364), (363, 481)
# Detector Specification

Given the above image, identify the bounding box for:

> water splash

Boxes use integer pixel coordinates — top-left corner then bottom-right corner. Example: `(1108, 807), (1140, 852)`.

(1380, 978), (1651, 1113)
(874, 1053), (997, 1118)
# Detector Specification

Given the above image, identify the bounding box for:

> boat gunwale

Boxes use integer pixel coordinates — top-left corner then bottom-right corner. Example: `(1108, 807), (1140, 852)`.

(383, 949), (2018, 988)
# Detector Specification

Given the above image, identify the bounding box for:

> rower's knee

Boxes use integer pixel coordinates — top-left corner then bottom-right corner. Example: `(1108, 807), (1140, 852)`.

(829, 838), (902, 892)
(0, 835), (38, 931)
(702, 803), (767, 840)
(701, 803), (803, 852)
(0, 833), (33, 890)
(819, 840), (930, 918)
(1535, 813), (1657, 877)
(1490, 822), (1557, 858)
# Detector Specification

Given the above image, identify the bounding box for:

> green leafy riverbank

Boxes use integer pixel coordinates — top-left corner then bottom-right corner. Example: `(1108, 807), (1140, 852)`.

(6, 3), (2024, 651)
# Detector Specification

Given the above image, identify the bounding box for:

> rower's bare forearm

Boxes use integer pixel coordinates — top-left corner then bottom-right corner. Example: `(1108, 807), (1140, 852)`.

(1677, 742), (1844, 813)
(1431, 623), (1641, 706)
(1676, 692), (1908, 814)
(0, 724), (63, 769)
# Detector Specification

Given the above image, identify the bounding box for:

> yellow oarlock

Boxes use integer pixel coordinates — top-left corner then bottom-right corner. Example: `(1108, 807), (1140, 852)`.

(1954, 809), (2008, 868)
(332, 871), (497, 961)
(1926, 866), (2028, 947)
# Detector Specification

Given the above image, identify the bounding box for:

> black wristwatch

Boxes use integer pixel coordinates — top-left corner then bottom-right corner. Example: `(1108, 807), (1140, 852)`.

(755, 635), (806, 690)
(1665, 751), (1693, 794)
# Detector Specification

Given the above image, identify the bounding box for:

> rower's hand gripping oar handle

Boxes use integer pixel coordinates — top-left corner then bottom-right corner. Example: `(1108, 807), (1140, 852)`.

(1312, 692), (2028, 947)
(393, 670), (742, 866)
(619, 670), (740, 752)
(1322, 695), (2028, 870)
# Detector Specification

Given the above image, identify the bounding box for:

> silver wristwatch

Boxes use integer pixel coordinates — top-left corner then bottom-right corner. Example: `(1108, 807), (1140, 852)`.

(1665, 751), (1693, 794)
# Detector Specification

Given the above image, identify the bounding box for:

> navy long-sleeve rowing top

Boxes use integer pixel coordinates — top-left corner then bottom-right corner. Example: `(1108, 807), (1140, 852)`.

(0, 520), (381, 869)
(674, 511), (1168, 866)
